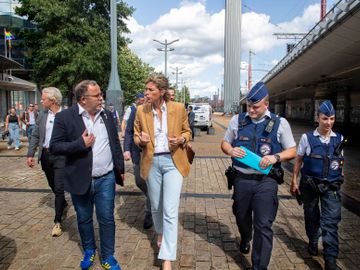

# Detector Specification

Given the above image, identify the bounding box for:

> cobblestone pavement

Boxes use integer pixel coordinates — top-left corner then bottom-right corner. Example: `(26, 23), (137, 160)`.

(0, 114), (359, 269)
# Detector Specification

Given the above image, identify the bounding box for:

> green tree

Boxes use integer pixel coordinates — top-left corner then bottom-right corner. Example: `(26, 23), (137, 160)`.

(16, 0), (133, 104)
(176, 85), (191, 104)
(118, 46), (154, 105)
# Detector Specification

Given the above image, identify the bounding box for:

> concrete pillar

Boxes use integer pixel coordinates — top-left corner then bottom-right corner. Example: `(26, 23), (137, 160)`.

(224, 0), (242, 114)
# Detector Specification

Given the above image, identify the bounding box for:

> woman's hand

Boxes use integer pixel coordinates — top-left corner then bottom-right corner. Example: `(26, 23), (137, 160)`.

(168, 136), (185, 148)
(139, 131), (150, 146)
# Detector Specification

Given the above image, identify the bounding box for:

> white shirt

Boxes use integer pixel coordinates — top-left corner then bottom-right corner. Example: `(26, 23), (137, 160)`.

(297, 129), (341, 156)
(43, 108), (61, 148)
(123, 104), (135, 122)
(153, 102), (170, 153)
(78, 104), (113, 177)
(223, 110), (296, 174)
(29, 111), (36, 125)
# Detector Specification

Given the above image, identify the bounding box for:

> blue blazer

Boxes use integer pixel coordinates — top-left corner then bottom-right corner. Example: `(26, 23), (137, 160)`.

(123, 107), (141, 164)
(50, 105), (124, 195)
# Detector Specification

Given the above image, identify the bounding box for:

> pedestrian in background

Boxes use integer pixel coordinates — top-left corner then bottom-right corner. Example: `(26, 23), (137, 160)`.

(27, 87), (67, 237)
(291, 100), (343, 270)
(21, 103), (38, 138)
(5, 107), (21, 150)
(107, 103), (120, 133)
(134, 73), (191, 270)
(123, 92), (153, 230)
(221, 82), (296, 270)
(188, 105), (195, 141)
(168, 87), (176, 101)
(50, 80), (124, 270)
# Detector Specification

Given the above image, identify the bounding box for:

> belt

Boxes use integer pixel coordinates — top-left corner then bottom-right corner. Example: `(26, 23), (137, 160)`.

(153, 152), (171, 156)
(92, 170), (112, 180)
(235, 170), (266, 181)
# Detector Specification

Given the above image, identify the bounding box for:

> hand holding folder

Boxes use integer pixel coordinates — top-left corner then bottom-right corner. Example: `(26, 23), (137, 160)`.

(234, 146), (272, 175)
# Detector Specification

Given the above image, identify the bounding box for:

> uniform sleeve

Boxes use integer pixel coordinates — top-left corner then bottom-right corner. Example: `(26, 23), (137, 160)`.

(223, 115), (239, 144)
(278, 118), (296, 149)
(297, 133), (309, 156)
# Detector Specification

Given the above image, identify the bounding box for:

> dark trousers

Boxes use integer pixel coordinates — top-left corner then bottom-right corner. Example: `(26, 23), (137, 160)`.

(300, 178), (341, 260)
(40, 150), (66, 223)
(134, 163), (151, 215)
(190, 125), (195, 140)
(232, 176), (278, 270)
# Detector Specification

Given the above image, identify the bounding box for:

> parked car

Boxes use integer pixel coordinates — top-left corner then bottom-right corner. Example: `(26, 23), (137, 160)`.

(189, 103), (213, 131)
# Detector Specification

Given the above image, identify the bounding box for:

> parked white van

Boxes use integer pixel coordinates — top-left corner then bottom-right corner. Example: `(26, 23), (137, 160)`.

(189, 103), (213, 131)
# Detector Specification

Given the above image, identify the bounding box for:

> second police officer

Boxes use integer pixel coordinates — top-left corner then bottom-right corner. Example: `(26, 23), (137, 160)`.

(291, 100), (344, 270)
(221, 82), (296, 270)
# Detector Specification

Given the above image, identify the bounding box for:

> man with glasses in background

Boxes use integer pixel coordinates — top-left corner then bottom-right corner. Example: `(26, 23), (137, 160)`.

(50, 80), (124, 270)
(22, 103), (38, 138)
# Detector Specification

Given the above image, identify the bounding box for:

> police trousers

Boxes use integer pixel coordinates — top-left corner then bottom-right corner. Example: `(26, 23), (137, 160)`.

(300, 178), (342, 260)
(232, 174), (278, 270)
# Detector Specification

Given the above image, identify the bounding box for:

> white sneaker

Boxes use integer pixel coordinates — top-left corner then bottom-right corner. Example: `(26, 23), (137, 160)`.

(7, 146), (12, 150)
(15, 147), (20, 150)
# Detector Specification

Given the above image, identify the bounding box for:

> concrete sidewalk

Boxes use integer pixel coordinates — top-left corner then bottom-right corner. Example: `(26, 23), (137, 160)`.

(0, 116), (359, 269)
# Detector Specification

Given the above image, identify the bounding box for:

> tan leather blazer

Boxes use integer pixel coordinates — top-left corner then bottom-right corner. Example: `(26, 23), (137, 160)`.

(134, 101), (191, 179)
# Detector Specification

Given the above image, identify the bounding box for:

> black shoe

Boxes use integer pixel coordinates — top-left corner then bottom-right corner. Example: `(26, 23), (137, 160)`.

(325, 259), (341, 270)
(143, 214), (153, 230)
(240, 241), (250, 254)
(307, 242), (318, 256)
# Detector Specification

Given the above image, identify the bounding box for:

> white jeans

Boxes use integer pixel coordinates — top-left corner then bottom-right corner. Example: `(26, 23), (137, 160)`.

(147, 154), (183, 261)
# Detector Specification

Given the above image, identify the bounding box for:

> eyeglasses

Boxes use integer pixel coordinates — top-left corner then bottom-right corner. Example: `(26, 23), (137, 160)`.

(84, 92), (103, 99)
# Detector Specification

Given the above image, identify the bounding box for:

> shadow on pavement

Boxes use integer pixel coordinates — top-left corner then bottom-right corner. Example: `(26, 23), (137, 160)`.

(0, 234), (17, 269)
(273, 225), (323, 269)
(116, 193), (159, 268)
(181, 212), (251, 269)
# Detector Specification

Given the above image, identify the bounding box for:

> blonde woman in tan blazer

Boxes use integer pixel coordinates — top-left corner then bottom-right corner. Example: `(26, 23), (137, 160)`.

(134, 73), (191, 270)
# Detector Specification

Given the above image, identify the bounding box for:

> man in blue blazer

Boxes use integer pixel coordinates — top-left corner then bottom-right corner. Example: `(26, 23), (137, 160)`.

(50, 80), (124, 270)
(123, 93), (153, 230)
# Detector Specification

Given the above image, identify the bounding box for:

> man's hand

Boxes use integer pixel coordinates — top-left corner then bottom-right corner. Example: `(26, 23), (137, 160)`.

(123, 151), (131, 161)
(228, 147), (246, 158)
(290, 180), (299, 196)
(27, 157), (35, 168)
(139, 131), (150, 146)
(82, 129), (95, 148)
(259, 155), (277, 169)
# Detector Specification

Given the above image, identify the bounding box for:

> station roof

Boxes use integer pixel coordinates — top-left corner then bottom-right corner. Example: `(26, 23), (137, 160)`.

(263, 0), (360, 102)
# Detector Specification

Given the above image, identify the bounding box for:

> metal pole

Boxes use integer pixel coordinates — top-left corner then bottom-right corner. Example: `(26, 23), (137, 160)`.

(153, 39), (179, 77)
(164, 39), (168, 77)
(107, 0), (123, 117)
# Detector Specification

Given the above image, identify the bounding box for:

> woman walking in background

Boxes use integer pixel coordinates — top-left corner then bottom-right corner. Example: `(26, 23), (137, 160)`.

(5, 107), (21, 150)
(134, 73), (191, 270)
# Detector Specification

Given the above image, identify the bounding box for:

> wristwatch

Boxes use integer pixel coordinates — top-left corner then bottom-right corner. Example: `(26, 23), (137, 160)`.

(274, 154), (281, 163)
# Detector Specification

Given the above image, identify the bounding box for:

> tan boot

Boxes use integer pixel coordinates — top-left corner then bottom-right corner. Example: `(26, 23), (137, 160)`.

(51, 223), (62, 237)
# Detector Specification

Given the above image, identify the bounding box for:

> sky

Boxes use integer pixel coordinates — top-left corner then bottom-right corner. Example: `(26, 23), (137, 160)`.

(124, 0), (339, 98)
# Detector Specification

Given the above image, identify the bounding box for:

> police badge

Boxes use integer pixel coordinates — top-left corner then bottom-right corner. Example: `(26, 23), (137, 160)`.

(260, 143), (271, 155)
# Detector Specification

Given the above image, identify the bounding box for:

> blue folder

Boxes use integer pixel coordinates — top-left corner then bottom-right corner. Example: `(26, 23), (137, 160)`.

(234, 146), (272, 175)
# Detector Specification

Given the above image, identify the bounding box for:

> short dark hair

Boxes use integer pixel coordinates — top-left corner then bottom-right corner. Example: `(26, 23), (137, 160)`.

(188, 105), (193, 110)
(74, 80), (98, 102)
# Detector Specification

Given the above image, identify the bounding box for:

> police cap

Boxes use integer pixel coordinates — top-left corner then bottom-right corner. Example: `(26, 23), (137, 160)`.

(318, 100), (335, 116)
(246, 82), (269, 104)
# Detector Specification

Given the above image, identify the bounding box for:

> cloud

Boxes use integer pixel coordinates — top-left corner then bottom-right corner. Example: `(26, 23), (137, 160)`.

(126, 1), (323, 97)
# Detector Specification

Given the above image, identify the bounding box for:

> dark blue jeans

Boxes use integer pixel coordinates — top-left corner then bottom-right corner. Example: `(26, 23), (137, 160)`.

(232, 176), (278, 270)
(300, 178), (341, 260)
(71, 171), (116, 261)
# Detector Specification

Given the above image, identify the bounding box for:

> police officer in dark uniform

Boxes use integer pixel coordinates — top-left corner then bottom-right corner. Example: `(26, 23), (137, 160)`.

(221, 82), (296, 270)
(291, 100), (344, 270)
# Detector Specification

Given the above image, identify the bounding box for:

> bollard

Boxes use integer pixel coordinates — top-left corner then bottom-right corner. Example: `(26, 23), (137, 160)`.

(207, 127), (215, 135)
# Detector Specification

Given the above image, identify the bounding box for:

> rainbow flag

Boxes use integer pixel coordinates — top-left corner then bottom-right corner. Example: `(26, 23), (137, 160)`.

(5, 31), (14, 40)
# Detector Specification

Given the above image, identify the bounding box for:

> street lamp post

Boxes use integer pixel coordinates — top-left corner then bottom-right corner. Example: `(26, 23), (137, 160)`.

(153, 38), (179, 77)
